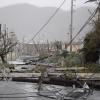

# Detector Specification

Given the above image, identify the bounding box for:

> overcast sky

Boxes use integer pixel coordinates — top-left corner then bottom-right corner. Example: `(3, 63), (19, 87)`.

(0, 0), (97, 43)
(0, 0), (96, 10)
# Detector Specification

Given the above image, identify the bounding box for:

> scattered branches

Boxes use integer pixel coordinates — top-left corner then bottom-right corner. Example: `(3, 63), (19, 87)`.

(0, 24), (17, 63)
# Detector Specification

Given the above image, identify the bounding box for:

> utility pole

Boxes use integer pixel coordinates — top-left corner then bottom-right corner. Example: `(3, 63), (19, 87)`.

(98, 1), (100, 20)
(47, 40), (50, 54)
(0, 24), (1, 36)
(70, 0), (74, 52)
(4, 24), (8, 61)
(6, 27), (9, 61)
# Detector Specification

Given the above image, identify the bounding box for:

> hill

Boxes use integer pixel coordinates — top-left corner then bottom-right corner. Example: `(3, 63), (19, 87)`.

(0, 4), (94, 42)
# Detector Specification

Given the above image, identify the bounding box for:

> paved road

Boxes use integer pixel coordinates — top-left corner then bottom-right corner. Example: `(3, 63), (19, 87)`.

(0, 81), (52, 100)
(0, 81), (99, 100)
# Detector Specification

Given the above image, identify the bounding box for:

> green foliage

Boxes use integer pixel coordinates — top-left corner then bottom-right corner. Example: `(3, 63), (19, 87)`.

(54, 41), (62, 50)
(34, 66), (46, 73)
(83, 19), (100, 63)
(85, 64), (100, 73)
(60, 50), (68, 58)
(8, 64), (15, 69)
(65, 53), (81, 67)
(0, 63), (14, 69)
(47, 55), (60, 63)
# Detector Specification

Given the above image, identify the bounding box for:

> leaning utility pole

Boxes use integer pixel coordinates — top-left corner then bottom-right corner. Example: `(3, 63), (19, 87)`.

(70, 0), (74, 52)
(98, 1), (100, 20)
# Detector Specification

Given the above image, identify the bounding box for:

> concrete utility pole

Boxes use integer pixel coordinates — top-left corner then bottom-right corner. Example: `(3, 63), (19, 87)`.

(70, 0), (74, 52)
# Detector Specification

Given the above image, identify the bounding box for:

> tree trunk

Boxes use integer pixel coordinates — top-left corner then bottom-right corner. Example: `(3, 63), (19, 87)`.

(0, 55), (6, 63)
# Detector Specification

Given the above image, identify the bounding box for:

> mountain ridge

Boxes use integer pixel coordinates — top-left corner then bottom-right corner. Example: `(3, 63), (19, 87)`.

(0, 4), (95, 42)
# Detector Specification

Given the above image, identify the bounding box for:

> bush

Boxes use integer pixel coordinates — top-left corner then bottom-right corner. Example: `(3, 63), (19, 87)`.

(0, 63), (15, 71)
(85, 63), (100, 73)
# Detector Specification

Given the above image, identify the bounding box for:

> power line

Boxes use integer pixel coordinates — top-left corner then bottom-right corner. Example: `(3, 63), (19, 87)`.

(66, 5), (98, 48)
(27, 0), (66, 43)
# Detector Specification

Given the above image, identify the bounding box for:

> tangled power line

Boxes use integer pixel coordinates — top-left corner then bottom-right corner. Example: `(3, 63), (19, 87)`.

(27, 0), (99, 50)
(67, 4), (99, 48)
(27, 0), (66, 43)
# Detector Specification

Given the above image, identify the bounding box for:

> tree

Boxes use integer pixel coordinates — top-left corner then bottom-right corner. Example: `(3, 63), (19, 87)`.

(0, 24), (17, 63)
(83, 18), (100, 63)
(83, 0), (100, 63)
(61, 50), (68, 58)
(54, 41), (62, 51)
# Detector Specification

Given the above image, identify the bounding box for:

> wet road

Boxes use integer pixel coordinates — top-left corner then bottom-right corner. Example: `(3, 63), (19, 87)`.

(0, 81), (99, 100)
